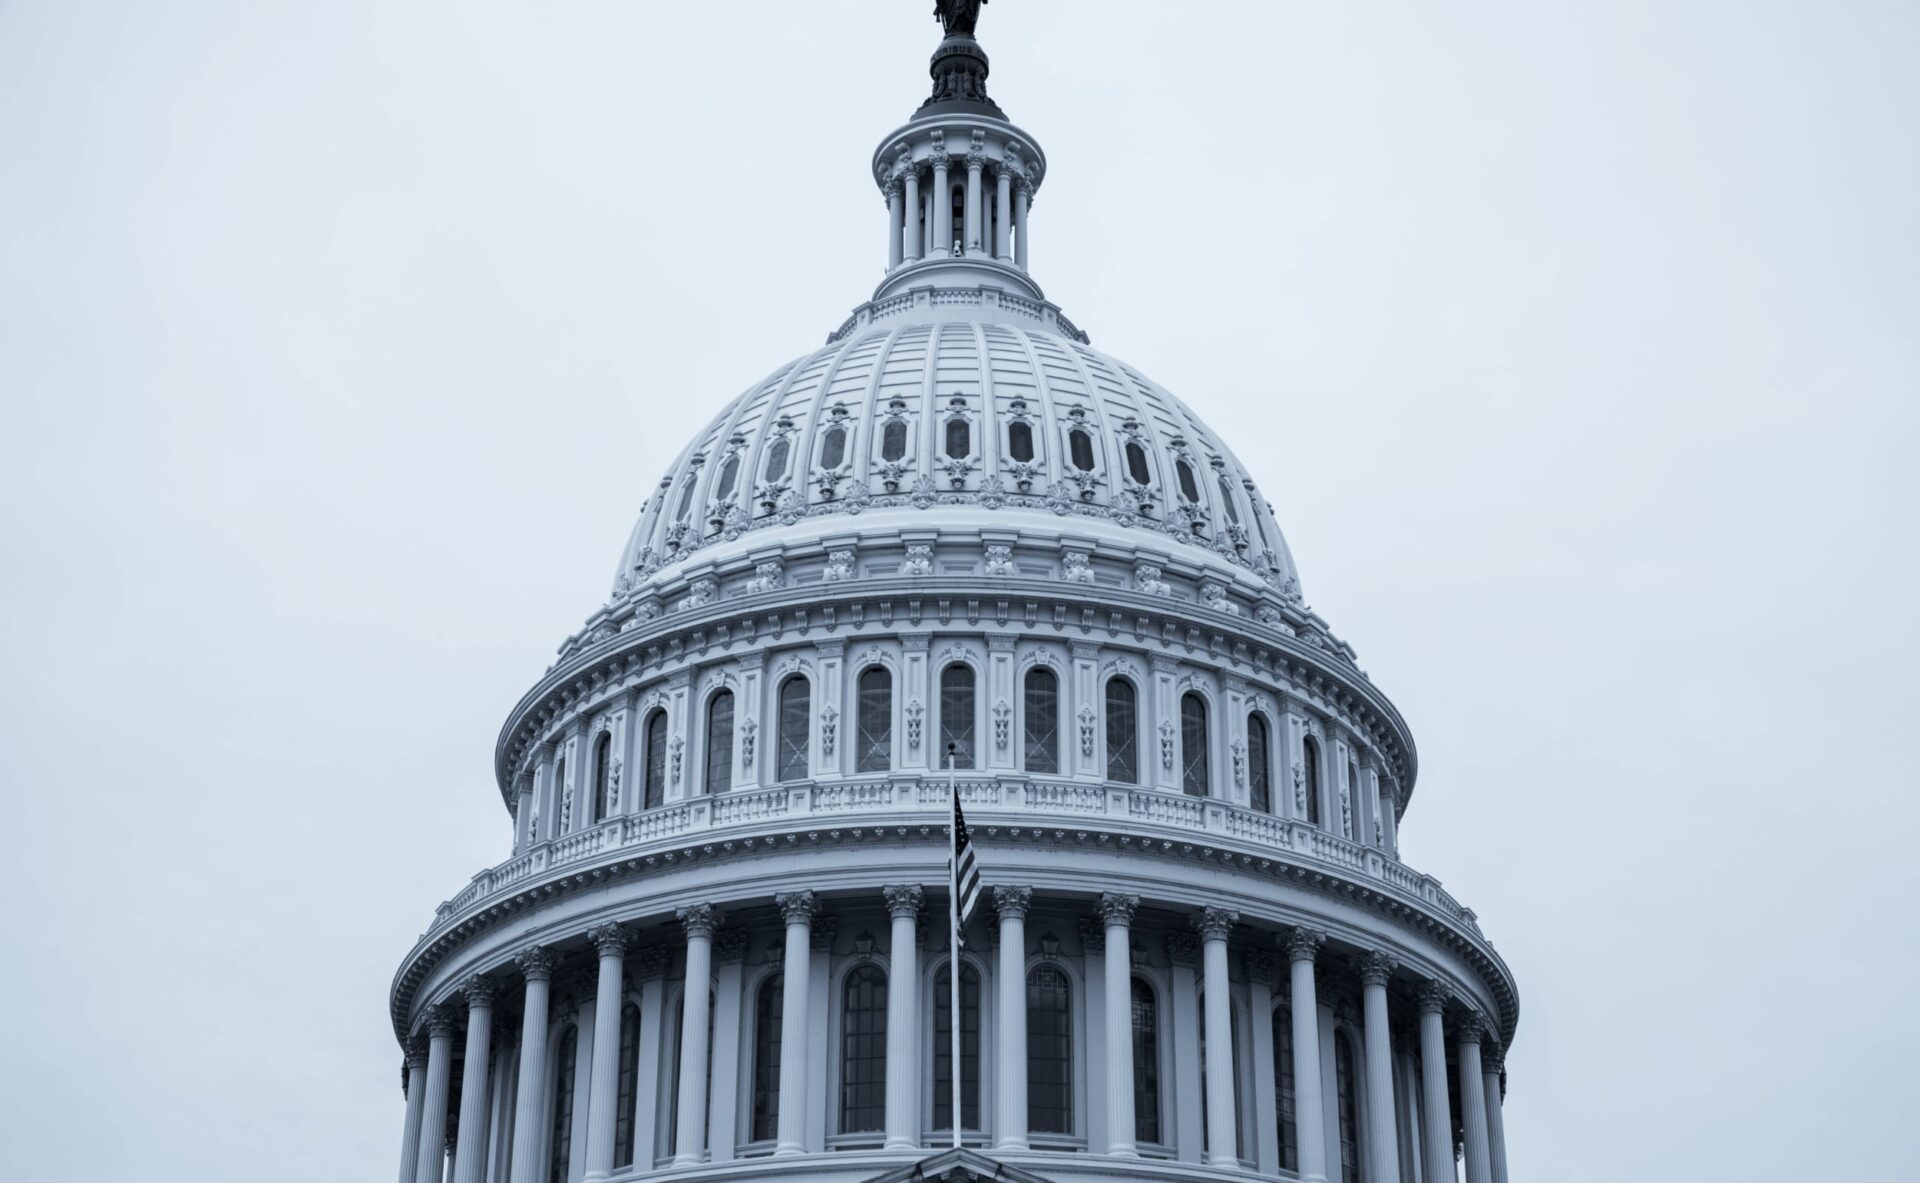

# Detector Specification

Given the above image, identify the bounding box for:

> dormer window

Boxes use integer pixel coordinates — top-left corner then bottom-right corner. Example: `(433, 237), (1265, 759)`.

(762, 437), (791, 482)
(1175, 459), (1200, 502)
(1007, 420), (1034, 462)
(945, 417), (970, 458)
(1069, 429), (1095, 472)
(714, 454), (741, 499)
(1124, 441), (1151, 485)
(819, 425), (848, 469)
(882, 420), (908, 461)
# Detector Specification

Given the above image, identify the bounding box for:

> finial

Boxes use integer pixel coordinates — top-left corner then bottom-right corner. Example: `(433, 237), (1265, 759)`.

(935, 0), (987, 38)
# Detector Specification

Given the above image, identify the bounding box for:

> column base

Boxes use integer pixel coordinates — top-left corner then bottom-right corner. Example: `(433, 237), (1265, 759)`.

(995, 1137), (1030, 1153)
(1106, 1145), (1140, 1159)
(671, 1153), (704, 1168)
(773, 1144), (807, 1158)
(883, 1137), (920, 1152)
(1207, 1152), (1242, 1170)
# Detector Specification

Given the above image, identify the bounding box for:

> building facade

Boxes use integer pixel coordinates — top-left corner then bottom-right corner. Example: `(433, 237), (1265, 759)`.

(388, 9), (1519, 1183)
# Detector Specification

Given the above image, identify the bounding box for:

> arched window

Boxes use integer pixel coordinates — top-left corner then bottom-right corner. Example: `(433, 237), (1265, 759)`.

(1023, 667), (1059, 774)
(1124, 440), (1151, 485)
(643, 709), (667, 810)
(945, 417), (970, 459)
(704, 690), (734, 795)
(819, 425), (848, 470)
(1131, 978), (1161, 1145)
(1027, 965), (1073, 1133)
(856, 667), (892, 772)
(1105, 678), (1138, 783)
(1247, 714), (1271, 813)
(547, 1025), (578, 1183)
(762, 437), (791, 482)
(553, 755), (568, 829)
(1176, 459), (1201, 503)
(881, 420), (908, 462)
(714, 453), (740, 499)
(1068, 429), (1096, 472)
(777, 676), (810, 783)
(840, 965), (888, 1133)
(1302, 735), (1323, 826)
(1348, 759), (1361, 837)
(614, 1002), (640, 1168)
(939, 664), (977, 770)
(1274, 1006), (1298, 1172)
(1335, 1031), (1360, 1183)
(1181, 692), (1209, 796)
(751, 975), (782, 1143)
(1217, 473), (1241, 525)
(1007, 420), (1035, 462)
(933, 961), (982, 1131)
(593, 731), (613, 824)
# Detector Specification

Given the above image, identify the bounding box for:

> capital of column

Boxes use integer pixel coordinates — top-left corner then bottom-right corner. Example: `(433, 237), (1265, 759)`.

(1243, 949), (1279, 987)
(514, 945), (557, 983)
(426, 1002), (461, 1037)
(633, 946), (672, 980)
(587, 921), (632, 958)
(882, 175), (903, 202)
(1416, 980), (1453, 1016)
(1077, 916), (1105, 953)
(1098, 892), (1140, 927)
(965, 147), (988, 173)
(1165, 930), (1200, 967)
(1193, 907), (1239, 941)
(776, 889), (819, 925)
(810, 914), (839, 952)
(461, 975), (497, 1009)
(1359, 951), (1399, 987)
(1482, 1042), (1506, 1075)
(1452, 1008), (1488, 1045)
(883, 885), (924, 920)
(677, 904), (719, 939)
(992, 884), (1033, 919)
(404, 1037), (430, 1070)
(1281, 926), (1327, 964)
(715, 927), (750, 964)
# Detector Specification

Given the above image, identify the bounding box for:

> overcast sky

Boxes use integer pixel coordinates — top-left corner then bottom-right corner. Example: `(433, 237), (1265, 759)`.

(2, 2), (1916, 1180)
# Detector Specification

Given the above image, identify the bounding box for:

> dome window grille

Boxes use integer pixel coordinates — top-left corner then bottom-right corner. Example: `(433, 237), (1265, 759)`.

(1180, 692), (1209, 796)
(1105, 678), (1139, 784)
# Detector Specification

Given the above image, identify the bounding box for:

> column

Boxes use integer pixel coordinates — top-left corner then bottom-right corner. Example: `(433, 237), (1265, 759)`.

(674, 905), (718, 1166)
(1245, 953), (1280, 1174)
(1013, 180), (1030, 269)
(453, 977), (497, 1183)
(1283, 929), (1328, 1183)
(1196, 909), (1240, 1168)
(707, 930), (747, 1164)
(630, 948), (671, 1168)
(993, 166), (1012, 259)
(1166, 932), (1202, 1163)
(507, 948), (554, 1183)
(1482, 1047), (1509, 1183)
(964, 150), (985, 255)
(774, 891), (816, 1155)
(513, 783), (534, 853)
(1101, 894), (1140, 1156)
(581, 923), (631, 1181)
(886, 178), (904, 270)
(396, 1043), (429, 1183)
(413, 1006), (459, 1183)
(932, 152), (952, 255)
(883, 886), (924, 1149)
(1455, 1014), (1493, 1183)
(1395, 1040), (1425, 1183)
(1417, 984), (1454, 1183)
(903, 167), (922, 263)
(1359, 954), (1402, 1183)
(993, 885), (1032, 1151)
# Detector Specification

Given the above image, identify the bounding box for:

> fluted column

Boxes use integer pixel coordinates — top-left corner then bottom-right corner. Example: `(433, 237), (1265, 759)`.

(581, 923), (631, 1181)
(673, 905), (718, 1166)
(1101, 893), (1140, 1157)
(1483, 1046), (1509, 1183)
(993, 885), (1032, 1151)
(993, 166), (1012, 259)
(1417, 984), (1454, 1183)
(452, 978), (496, 1183)
(885, 177), (904, 270)
(932, 152), (953, 255)
(773, 891), (817, 1155)
(1455, 1013), (1493, 1183)
(1359, 954), (1402, 1183)
(883, 886), (923, 1150)
(903, 168), (922, 263)
(507, 948), (555, 1183)
(1197, 908), (1241, 1168)
(396, 1043), (429, 1183)
(1013, 179), (1030, 269)
(1283, 929), (1328, 1183)
(964, 149), (986, 255)
(413, 1006), (459, 1183)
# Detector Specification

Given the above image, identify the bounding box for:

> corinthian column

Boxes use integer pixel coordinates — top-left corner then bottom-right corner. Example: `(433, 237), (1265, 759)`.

(396, 1043), (429, 1183)
(1483, 1045), (1510, 1183)
(673, 904), (719, 1166)
(883, 885), (924, 1150)
(452, 977), (497, 1183)
(413, 1005), (459, 1183)
(1417, 983), (1454, 1183)
(1282, 929), (1328, 1183)
(993, 885), (1032, 1151)
(964, 148), (986, 255)
(993, 165), (1012, 259)
(1013, 179), (1031, 269)
(1455, 1012), (1493, 1183)
(932, 150), (953, 255)
(773, 891), (816, 1155)
(582, 923), (632, 1181)
(1101, 893), (1140, 1157)
(1359, 953), (1402, 1183)
(1197, 908), (1241, 1168)
(507, 948), (555, 1183)
(885, 177), (904, 270)
(903, 167), (923, 264)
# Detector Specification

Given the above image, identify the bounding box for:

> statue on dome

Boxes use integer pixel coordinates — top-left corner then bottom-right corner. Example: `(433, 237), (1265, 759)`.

(935, 0), (986, 38)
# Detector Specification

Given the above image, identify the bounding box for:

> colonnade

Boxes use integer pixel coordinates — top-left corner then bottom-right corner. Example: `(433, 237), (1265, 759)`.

(399, 889), (1510, 1183)
(884, 151), (1032, 271)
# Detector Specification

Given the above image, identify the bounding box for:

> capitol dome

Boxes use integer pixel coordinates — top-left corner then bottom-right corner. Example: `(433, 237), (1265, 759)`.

(390, 9), (1519, 1183)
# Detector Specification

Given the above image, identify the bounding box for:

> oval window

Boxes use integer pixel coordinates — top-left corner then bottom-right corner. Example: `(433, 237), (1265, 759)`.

(819, 426), (847, 470)
(714, 454), (740, 499)
(762, 438), (791, 482)
(882, 420), (908, 462)
(1124, 441), (1151, 485)
(1069, 430), (1095, 472)
(945, 418), (970, 459)
(1007, 421), (1035, 463)
(1176, 460), (1200, 502)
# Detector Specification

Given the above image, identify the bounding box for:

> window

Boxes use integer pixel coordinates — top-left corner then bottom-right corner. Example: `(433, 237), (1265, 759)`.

(1335, 1031), (1360, 1183)
(548, 1026), (578, 1183)
(593, 731), (613, 824)
(705, 691), (734, 795)
(714, 454), (740, 499)
(1023, 667), (1059, 774)
(1303, 736), (1323, 826)
(1181, 693), (1209, 796)
(553, 756), (567, 829)
(752, 976), (782, 1142)
(777, 677), (810, 783)
(1068, 429), (1095, 472)
(1217, 473), (1241, 525)
(933, 961), (982, 1131)
(1131, 978), (1161, 1145)
(676, 475), (699, 521)
(1007, 420), (1034, 462)
(762, 437), (791, 482)
(614, 1003), (640, 1168)
(945, 417), (970, 458)
(1027, 965), (1072, 1133)
(1176, 459), (1200, 502)
(840, 966), (888, 1133)
(1275, 1007), (1298, 1172)
(882, 420), (908, 462)
(1348, 760), (1361, 836)
(939, 664), (977, 770)
(1247, 714), (1271, 814)
(819, 425), (847, 470)
(1105, 679), (1138, 784)
(1124, 441), (1151, 485)
(643, 709), (667, 810)
(856, 667), (892, 772)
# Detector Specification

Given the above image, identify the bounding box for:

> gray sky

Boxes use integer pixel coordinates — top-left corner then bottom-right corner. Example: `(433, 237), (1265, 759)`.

(2, 2), (1915, 1179)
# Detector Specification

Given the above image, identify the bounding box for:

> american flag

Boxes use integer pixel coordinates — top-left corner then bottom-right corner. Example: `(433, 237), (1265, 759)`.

(950, 795), (982, 940)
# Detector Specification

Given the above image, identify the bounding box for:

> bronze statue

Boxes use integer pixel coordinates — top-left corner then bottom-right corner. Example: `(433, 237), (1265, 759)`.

(934, 0), (986, 38)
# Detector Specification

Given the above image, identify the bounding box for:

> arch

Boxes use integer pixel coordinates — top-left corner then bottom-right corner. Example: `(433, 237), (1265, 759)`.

(1026, 964), (1073, 1133)
(1130, 976), (1162, 1145)
(614, 1002), (640, 1168)
(1181, 692), (1210, 796)
(704, 690), (734, 795)
(592, 730), (613, 824)
(1068, 428), (1096, 472)
(547, 1024), (579, 1183)
(1274, 1004), (1298, 1172)
(839, 964), (888, 1133)
(1246, 713), (1272, 814)
(932, 959), (983, 1132)
(1007, 420), (1035, 463)
(856, 665), (893, 773)
(643, 709), (668, 810)
(939, 663), (977, 771)
(1022, 666), (1060, 774)
(1335, 1030), (1361, 1183)
(751, 973), (783, 1142)
(1302, 734), (1323, 826)
(819, 424), (849, 470)
(1104, 676), (1139, 784)
(776, 675), (810, 783)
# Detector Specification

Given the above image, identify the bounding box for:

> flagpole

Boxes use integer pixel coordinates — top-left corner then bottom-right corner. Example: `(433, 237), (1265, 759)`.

(947, 745), (962, 1150)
